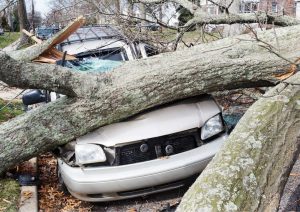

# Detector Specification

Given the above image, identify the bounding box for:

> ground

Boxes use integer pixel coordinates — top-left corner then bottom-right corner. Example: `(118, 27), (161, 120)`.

(0, 179), (20, 212)
(0, 32), (20, 49)
(0, 98), (23, 212)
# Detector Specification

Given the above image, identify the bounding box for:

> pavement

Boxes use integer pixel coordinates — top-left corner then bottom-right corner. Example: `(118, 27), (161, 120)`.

(0, 84), (23, 100)
(18, 158), (38, 212)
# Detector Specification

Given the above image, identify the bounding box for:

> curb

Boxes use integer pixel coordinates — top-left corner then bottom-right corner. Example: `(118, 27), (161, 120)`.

(18, 158), (38, 212)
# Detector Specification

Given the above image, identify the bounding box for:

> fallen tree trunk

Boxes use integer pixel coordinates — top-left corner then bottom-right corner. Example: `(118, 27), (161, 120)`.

(0, 24), (300, 175)
(177, 73), (300, 211)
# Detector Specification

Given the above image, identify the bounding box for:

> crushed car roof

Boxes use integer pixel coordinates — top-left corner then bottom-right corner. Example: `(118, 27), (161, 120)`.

(60, 25), (124, 46)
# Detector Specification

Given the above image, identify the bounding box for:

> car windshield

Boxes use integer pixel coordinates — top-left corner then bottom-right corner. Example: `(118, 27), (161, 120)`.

(65, 58), (123, 73)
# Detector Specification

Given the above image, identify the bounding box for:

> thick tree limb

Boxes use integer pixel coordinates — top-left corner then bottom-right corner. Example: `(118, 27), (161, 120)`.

(187, 12), (300, 27)
(0, 24), (300, 174)
(177, 72), (300, 211)
(4, 16), (85, 62)
(0, 53), (95, 97)
(137, 0), (300, 27)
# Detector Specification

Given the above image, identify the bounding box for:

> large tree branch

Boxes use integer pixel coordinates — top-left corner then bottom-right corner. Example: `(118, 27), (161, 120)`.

(186, 12), (300, 27)
(4, 16), (86, 61)
(136, 0), (300, 27)
(178, 72), (300, 211)
(1, 25), (300, 175)
(0, 53), (97, 97)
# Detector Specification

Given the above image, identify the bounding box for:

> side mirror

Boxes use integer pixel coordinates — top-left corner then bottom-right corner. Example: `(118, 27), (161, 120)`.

(22, 90), (46, 106)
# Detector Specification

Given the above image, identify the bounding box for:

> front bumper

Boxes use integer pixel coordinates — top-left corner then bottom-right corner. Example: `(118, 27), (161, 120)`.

(58, 134), (227, 202)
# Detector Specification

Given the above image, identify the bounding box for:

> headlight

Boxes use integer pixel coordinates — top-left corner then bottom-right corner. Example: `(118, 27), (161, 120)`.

(201, 114), (224, 140)
(75, 144), (106, 165)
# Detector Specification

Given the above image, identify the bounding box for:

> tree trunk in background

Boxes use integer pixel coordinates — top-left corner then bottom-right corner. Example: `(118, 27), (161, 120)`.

(222, 0), (243, 37)
(5, 0), (14, 31)
(127, 0), (134, 23)
(158, 3), (163, 32)
(114, 0), (121, 24)
(140, 3), (146, 31)
(17, 0), (30, 47)
(31, 0), (35, 33)
(18, 0), (29, 31)
(177, 73), (300, 211)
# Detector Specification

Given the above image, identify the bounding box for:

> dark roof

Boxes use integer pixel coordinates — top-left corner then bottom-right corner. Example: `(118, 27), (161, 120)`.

(61, 25), (124, 45)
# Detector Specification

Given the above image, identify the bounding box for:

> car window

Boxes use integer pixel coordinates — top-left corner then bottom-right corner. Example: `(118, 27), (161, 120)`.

(145, 45), (159, 57)
(77, 47), (128, 62)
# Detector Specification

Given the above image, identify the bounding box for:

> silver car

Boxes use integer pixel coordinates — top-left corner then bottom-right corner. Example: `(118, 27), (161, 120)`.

(22, 25), (228, 202)
(56, 95), (228, 202)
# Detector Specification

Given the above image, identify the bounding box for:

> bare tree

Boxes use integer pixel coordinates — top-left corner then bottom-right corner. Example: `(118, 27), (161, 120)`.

(17, 0), (29, 31)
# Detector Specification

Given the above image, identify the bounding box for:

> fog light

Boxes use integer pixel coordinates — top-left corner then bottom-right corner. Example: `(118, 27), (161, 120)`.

(165, 145), (174, 155)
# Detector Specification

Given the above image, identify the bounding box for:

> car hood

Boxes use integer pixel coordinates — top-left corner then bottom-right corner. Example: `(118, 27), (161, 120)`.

(76, 96), (221, 147)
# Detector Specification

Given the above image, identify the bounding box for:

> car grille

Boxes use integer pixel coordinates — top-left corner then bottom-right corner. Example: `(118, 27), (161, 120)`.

(114, 129), (201, 165)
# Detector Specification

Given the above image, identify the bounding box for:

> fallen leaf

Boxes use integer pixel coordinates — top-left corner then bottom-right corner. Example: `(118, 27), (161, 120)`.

(2, 199), (12, 204)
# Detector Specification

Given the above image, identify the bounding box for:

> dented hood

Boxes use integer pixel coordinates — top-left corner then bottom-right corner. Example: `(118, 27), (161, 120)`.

(76, 96), (221, 147)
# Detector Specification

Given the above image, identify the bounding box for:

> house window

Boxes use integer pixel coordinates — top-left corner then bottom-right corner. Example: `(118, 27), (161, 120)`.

(241, 1), (259, 13)
(272, 2), (278, 12)
(207, 5), (217, 15)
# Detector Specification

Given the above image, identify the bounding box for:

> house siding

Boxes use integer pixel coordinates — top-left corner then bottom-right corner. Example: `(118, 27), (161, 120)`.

(258, 0), (296, 16)
(200, 0), (297, 17)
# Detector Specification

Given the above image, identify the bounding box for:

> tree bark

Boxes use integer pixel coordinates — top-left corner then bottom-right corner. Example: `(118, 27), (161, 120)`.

(177, 72), (300, 211)
(17, 0), (30, 47)
(1, 24), (300, 175)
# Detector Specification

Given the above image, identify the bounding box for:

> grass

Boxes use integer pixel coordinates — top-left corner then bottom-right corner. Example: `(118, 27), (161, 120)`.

(0, 32), (20, 49)
(0, 99), (23, 212)
(138, 27), (221, 51)
(0, 179), (20, 212)
(0, 98), (23, 123)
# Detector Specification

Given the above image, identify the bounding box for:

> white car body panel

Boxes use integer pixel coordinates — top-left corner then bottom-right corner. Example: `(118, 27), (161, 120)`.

(58, 134), (227, 202)
(61, 39), (135, 60)
(59, 96), (226, 202)
(76, 96), (220, 147)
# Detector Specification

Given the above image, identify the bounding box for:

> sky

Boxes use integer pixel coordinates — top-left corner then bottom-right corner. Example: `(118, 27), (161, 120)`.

(34, 0), (51, 16)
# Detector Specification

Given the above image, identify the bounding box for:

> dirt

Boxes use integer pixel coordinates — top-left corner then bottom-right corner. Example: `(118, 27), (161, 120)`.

(0, 84), (23, 101)
(37, 153), (185, 212)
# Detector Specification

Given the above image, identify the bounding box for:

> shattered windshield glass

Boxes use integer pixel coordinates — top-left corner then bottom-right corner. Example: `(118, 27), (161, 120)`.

(65, 58), (123, 73)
